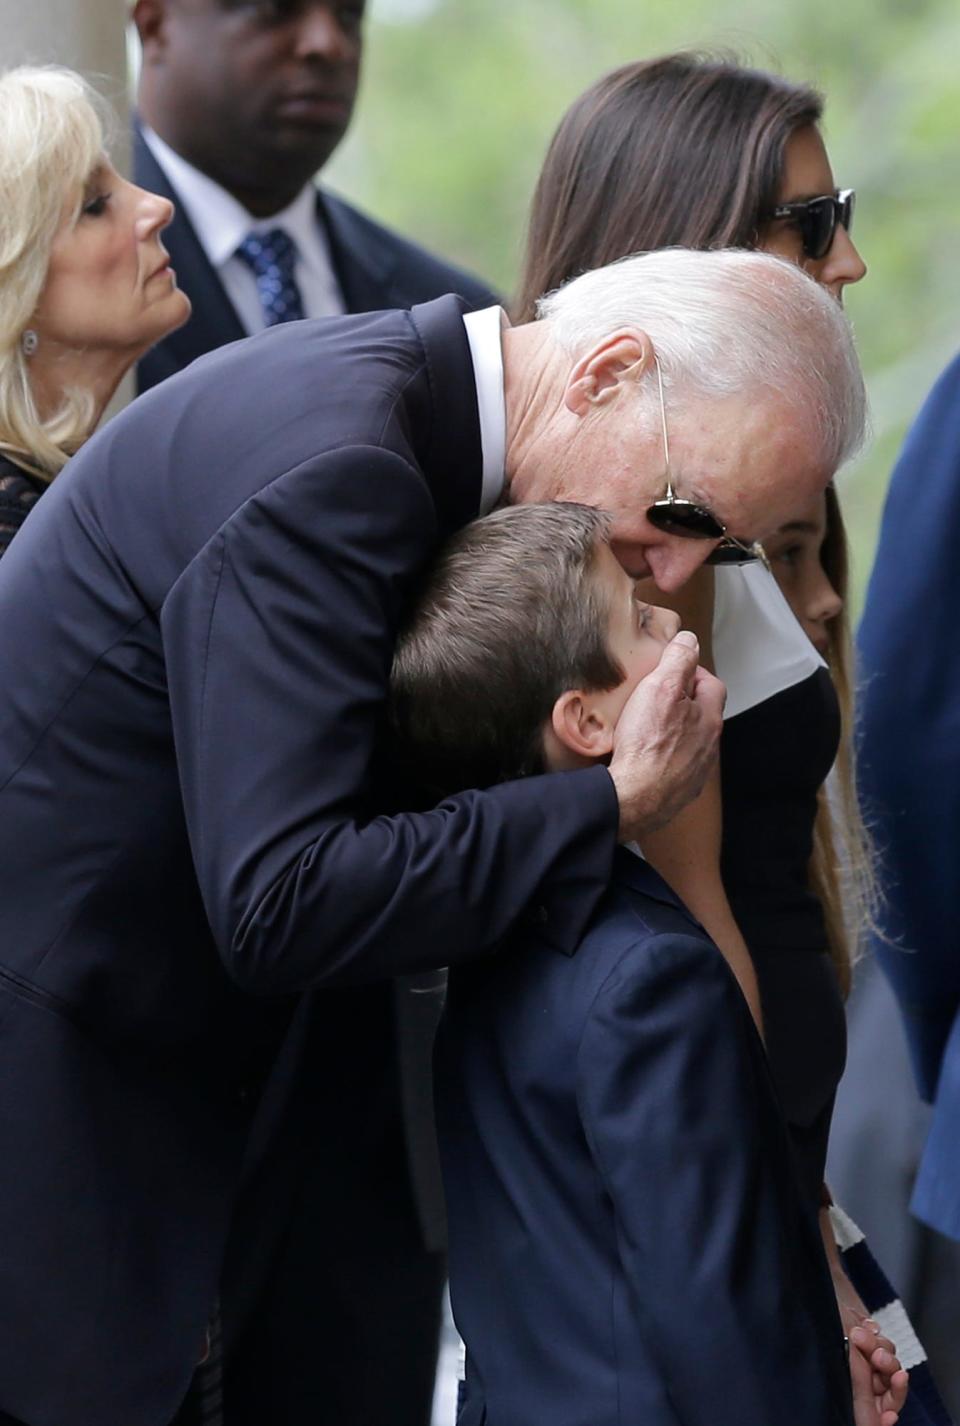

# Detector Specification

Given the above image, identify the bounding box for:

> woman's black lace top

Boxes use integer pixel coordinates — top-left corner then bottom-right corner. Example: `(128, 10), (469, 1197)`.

(0, 454), (47, 558)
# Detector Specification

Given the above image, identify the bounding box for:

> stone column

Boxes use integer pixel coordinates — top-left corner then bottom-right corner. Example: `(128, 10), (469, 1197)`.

(4, 0), (134, 414)
(3, 0), (130, 159)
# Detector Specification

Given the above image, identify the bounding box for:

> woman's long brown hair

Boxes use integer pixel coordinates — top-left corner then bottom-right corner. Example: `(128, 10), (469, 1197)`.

(515, 54), (822, 322)
(808, 485), (879, 996)
(515, 53), (876, 993)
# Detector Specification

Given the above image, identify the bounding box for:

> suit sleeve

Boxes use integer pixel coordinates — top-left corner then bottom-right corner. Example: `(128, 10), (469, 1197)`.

(161, 444), (617, 994)
(858, 351), (960, 1101)
(577, 934), (850, 1425)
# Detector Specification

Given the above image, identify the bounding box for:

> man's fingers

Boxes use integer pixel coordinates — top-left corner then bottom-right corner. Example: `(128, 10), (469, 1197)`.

(644, 633), (725, 717)
(614, 634), (706, 731)
(650, 630), (701, 694)
(691, 664), (727, 717)
(608, 629), (727, 840)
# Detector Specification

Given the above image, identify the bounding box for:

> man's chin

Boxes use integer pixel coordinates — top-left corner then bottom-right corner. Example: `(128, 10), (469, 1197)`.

(266, 118), (350, 166)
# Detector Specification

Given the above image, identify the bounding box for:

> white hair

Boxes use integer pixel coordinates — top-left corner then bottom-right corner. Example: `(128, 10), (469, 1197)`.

(0, 66), (111, 477)
(536, 247), (868, 472)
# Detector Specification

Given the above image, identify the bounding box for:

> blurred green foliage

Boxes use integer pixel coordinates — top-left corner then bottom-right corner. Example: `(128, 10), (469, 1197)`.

(328, 0), (960, 611)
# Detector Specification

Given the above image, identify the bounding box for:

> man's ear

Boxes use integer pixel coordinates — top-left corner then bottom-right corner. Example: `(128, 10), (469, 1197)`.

(132, 0), (169, 58)
(550, 690), (616, 762)
(564, 328), (655, 417)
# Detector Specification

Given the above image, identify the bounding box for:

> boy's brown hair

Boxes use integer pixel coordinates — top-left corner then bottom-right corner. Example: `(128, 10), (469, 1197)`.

(390, 502), (624, 797)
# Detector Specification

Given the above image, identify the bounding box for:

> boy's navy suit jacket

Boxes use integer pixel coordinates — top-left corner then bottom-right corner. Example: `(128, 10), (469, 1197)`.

(438, 850), (854, 1426)
(0, 296), (617, 1426)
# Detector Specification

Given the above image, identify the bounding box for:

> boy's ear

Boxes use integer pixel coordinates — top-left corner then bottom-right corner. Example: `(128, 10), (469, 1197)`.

(550, 690), (615, 761)
(564, 328), (654, 416)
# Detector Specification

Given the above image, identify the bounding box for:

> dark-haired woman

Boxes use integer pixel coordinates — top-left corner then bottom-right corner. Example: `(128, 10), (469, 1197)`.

(516, 53), (949, 1426)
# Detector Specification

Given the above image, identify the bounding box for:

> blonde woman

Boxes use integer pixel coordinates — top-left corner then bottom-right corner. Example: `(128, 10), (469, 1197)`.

(0, 65), (190, 556)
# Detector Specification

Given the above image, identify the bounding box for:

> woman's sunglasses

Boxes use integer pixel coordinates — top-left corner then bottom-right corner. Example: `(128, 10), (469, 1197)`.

(768, 188), (855, 262)
(645, 357), (764, 567)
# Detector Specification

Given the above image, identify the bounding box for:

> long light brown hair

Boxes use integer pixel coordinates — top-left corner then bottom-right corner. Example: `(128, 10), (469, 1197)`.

(809, 485), (879, 995)
(516, 52), (875, 992)
(515, 53), (822, 322)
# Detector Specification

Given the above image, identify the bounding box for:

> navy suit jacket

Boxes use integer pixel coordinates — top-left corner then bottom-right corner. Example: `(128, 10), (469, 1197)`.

(438, 850), (853, 1426)
(133, 123), (499, 393)
(858, 349), (960, 1243)
(0, 297), (617, 1426)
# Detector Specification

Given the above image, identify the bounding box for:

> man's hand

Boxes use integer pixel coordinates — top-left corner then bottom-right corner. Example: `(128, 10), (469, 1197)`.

(608, 631), (725, 843)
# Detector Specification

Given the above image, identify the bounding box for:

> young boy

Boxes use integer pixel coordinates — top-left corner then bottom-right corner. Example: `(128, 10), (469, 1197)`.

(391, 502), (905, 1426)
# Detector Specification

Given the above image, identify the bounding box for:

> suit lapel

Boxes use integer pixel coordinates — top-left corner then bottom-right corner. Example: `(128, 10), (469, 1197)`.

(319, 190), (401, 313)
(407, 294), (484, 537)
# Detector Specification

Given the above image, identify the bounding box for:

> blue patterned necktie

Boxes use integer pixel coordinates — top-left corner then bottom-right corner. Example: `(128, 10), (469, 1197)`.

(235, 228), (306, 326)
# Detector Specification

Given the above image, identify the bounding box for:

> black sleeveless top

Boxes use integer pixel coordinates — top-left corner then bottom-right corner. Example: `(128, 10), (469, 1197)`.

(0, 454), (47, 558)
(716, 570), (847, 1207)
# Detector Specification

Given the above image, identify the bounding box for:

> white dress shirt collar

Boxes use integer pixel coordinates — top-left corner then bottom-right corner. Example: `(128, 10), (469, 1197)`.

(462, 305), (507, 515)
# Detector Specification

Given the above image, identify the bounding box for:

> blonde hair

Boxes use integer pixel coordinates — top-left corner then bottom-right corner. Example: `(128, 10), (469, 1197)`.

(0, 66), (110, 478)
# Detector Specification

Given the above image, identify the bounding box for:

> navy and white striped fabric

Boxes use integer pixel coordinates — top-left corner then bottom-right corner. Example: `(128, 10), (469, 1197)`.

(832, 1205), (954, 1426)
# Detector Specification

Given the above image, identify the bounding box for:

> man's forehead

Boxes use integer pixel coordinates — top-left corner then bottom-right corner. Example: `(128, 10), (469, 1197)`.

(688, 417), (823, 542)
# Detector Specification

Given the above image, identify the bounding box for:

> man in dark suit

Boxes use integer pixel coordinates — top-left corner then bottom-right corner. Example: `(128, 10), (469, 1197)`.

(131, 0), (497, 392)
(858, 349), (960, 1249)
(129, 4), (498, 1417)
(0, 248), (862, 1426)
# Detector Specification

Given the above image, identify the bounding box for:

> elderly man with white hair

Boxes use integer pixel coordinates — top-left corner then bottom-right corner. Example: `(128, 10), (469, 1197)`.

(0, 248), (865, 1426)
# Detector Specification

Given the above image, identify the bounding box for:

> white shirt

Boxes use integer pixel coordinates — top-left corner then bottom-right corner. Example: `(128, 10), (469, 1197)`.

(713, 561), (826, 720)
(140, 125), (345, 332)
(462, 305), (507, 515)
(626, 562), (825, 862)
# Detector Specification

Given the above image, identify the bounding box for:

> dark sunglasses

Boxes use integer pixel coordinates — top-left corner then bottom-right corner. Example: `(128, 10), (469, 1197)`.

(768, 188), (855, 262)
(645, 357), (764, 567)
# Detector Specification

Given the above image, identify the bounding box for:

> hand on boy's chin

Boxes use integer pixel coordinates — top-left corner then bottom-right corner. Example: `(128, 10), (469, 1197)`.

(607, 631), (726, 842)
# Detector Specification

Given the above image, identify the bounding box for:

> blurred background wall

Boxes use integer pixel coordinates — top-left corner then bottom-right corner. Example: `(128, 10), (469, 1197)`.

(4, 0), (129, 168)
